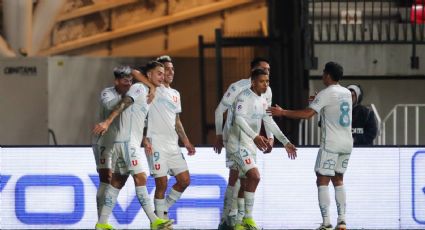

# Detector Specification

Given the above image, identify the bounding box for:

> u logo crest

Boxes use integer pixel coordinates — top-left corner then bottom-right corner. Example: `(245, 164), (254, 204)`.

(154, 163), (161, 170)
(131, 160), (138, 166)
(245, 159), (251, 164)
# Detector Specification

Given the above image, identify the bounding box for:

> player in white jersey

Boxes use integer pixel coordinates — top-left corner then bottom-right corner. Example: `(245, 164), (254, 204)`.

(142, 55), (196, 219)
(214, 58), (273, 229)
(93, 62), (173, 230)
(92, 65), (157, 224)
(228, 69), (297, 230)
(267, 62), (352, 230)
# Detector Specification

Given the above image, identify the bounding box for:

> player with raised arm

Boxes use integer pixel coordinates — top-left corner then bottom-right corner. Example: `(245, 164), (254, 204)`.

(92, 65), (157, 228)
(228, 69), (297, 230)
(93, 61), (173, 230)
(143, 55), (196, 219)
(267, 62), (352, 230)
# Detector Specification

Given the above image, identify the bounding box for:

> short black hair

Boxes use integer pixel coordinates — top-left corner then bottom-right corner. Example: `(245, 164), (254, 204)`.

(250, 57), (269, 69)
(251, 68), (268, 81)
(144, 61), (164, 73)
(323, 61), (343, 81)
(156, 55), (172, 64)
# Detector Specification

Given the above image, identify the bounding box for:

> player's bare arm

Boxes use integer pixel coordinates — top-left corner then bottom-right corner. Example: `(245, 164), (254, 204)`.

(214, 103), (227, 154)
(176, 114), (196, 155)
(92, 96), (133, 135)
(142, 136), (153, 155)
(213, 135), (224, 154)
(267, 104), (316, 119)
(131, 69), (156, 104)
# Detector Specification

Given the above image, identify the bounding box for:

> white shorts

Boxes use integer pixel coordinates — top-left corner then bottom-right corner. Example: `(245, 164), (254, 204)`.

(92, 144), (114, 170)
(111, 142), (145, 175)
(147, 138), (188, 178)
(224, 141), (238, 170)
(228, 145), (257, 176)
(315, 148), (351, 176)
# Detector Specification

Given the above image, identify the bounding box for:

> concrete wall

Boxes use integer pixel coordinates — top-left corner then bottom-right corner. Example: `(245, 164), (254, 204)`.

(311, 44), (425, 76)
(0, 58), (48, 145)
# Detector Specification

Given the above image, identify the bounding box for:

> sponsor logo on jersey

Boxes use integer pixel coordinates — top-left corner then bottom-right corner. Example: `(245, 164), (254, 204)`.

(226, 92), (231, 97)
(237, 105), (242, 110)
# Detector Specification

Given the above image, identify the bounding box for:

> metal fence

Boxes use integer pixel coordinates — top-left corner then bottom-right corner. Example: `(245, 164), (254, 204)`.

(380, 104), (425, 145)
(298, 103), (425, 145)
(309, 0), (425, 43)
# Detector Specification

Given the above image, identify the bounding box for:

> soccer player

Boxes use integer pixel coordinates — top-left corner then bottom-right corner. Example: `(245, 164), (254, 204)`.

(143, 55), (196, 219)
(267, 62), (352, 230)
(93, 61), (173, 230)
(214, 57), (273, 229)
(92, 66), (155, 222)
(228, 69), (297, 230)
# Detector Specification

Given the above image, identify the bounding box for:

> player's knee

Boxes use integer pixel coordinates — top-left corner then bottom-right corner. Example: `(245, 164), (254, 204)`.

(99, 169), (112, 183)
(177, 175), (191, 189)
(133, 173), (147, 186)
(247, 170), (260, 183)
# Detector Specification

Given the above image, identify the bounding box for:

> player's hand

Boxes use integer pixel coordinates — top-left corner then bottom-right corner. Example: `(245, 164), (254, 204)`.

(185, 142), (196, 156)
(147, 87), (156, 104)
(284, 143), (297, 160)
(254, 135), (270, 152)
(92, 122), (109, 136)
(213, 135), (224, 154)
(267, 104), (285, 117)
(308, 91), (318, 104)
(143, 138), (153, 155)
(263, 138), (274, 154)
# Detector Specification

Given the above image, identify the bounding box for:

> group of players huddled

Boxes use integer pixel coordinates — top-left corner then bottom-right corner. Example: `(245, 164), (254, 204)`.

(92, 56), (352, 230)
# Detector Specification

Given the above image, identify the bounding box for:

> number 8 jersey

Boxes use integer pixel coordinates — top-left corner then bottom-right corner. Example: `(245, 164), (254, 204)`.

(309, 84), (353, 153)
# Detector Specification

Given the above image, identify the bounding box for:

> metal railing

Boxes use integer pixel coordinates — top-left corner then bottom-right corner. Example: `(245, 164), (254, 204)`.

(309, 0), (425, 43)
(298, 103), (382, 145)
(380, 104), (425, 145)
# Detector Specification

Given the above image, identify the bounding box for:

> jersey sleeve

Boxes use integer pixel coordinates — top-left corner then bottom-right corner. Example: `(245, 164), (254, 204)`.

(262, 115), (290, 145)
(220, 83), (240, 108)
(215, 103), (228, 135)
(264, 88), (274, 138)
(100, 88), (120, 110)
(175, 90), (182, 114)
(126, 84), (146, 101)
(309, 90), (329, 113)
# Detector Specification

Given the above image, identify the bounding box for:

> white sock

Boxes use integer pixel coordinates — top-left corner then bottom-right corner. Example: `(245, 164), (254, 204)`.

(221, 185), (234, 221)
(165, 188), (182, 210)
(244, 191), (255, 219)
(335, 185), (346, 223)
(318, 185), (331, 225)
(236, 198), (245, 223)
(96, 182), (108, 219)
(135, 186), (157, 223)
(98, 185), (120, 224)
(154, 199), (167, 218)
(231, 180), (241, 212)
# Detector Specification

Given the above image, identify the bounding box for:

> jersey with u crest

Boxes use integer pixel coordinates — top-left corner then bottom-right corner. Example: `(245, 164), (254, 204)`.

(114, 83), (150, 144)
(219, 78), (272, 140)
(147, 84), (182, 144)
